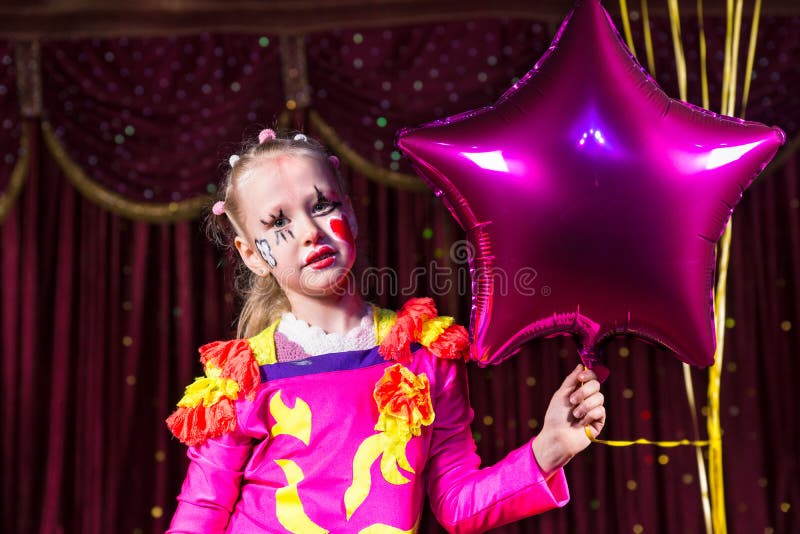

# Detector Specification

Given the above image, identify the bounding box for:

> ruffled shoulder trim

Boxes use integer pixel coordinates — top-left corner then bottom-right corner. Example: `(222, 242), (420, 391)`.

(373, 305), (397, 344)
(248, 319), (279, 365)
(377, 297), (470, 363)
(166, 338), (261, 446)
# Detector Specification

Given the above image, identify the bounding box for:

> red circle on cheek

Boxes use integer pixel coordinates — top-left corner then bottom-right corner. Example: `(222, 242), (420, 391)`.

(330, 217), (354, 247)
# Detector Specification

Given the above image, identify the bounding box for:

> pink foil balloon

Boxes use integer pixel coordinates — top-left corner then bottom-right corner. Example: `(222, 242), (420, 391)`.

(397, 0), (784, 374)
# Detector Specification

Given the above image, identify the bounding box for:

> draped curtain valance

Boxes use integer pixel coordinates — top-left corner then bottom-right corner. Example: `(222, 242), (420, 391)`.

(1, 14), (798, 223)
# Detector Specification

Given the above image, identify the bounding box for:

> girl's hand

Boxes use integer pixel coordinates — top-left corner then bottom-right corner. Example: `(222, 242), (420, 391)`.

(532, 364), (606, 476)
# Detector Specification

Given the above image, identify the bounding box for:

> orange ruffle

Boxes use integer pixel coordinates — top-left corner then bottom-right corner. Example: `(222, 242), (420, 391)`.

(379, 297), (439, 363)
(373, 363), (434, 438)
(427, 324), (470, 361)
(166, 397), (238, 447)
(199, 339), (260, 399)
(167, 339), (260, 446)
(396, 297), (438, 333)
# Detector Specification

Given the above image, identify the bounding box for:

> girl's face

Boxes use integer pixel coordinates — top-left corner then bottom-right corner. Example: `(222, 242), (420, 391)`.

(234, 154), (358, 299)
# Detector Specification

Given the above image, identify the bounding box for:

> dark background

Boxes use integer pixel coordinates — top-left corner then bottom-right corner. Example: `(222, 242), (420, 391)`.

(1, 1), (798, 532)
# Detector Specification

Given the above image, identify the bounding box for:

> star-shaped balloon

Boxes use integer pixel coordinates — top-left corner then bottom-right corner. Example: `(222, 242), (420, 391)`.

(397, 0), (784, 374)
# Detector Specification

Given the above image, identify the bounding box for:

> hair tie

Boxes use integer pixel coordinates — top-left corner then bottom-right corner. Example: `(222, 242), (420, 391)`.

(293, 133), (308, 142)
(328, 155), (340, 169)
(258, 129), (277, 144)
(229, 155), (240, 167)
(212, 201), (226, 215)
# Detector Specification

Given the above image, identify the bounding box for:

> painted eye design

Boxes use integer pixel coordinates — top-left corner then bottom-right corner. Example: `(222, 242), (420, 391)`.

(312, 185), (342, 216)
(312, 200), (340, 215)
(261, 209), (288, 229)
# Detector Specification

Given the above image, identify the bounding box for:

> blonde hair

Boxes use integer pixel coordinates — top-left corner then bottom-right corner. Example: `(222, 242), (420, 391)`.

(206, 131), (348, 339)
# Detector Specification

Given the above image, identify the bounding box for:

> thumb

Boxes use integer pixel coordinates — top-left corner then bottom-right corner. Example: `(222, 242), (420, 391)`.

(558, 364), (584, 393)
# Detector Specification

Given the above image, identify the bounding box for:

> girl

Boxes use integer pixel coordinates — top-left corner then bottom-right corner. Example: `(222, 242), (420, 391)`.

(166, 129), (606, 533)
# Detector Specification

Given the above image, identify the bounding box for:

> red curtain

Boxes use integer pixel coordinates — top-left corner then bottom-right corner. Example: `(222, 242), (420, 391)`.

(1, 15), (798, 534)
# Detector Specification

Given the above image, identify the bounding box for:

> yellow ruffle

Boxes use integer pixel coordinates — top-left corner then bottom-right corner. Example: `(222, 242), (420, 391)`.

(417, 316), (455, 347)
(176, 362), (240, 409)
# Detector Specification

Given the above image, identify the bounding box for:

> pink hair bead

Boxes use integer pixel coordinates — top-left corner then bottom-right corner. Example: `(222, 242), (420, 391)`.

(258, 129), (276, 144)
(212, 201), (226, 215)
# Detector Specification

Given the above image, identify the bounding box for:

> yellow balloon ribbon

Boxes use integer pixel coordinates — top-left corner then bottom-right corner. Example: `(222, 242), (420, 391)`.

(707, 218), (734, 534)
(641, 0), (656, 77)
(600, 3), (764, 534)
(726, 0), (746, 115)
(739, 0), (763, 119)
(617, 0), (637, 56)
(696, 0), (710, 109)
(586, 426), (712, 448)
(667, 0), (688, 102)
(721, 0), (734, 114)
(684, 362), (713, 534)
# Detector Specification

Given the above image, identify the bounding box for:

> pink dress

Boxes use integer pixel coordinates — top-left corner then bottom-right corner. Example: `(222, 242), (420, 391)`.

(166, 299), (569, 533)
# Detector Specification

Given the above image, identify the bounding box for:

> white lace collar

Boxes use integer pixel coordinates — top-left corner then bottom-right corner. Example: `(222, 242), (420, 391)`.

(276, 303), (376, 356)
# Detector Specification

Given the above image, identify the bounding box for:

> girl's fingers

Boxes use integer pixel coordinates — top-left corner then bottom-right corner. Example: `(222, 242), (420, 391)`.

(569, 379), (601, 405)
(580, 405), (607, 429)
(577, 369), (598, 383)
(573, 391), (604, 419)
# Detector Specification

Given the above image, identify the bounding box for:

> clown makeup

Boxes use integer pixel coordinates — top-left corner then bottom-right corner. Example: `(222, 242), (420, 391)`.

(329, 215), (355, 249)
(234, 152), (361, 299)
(275, 228), (294, 244)
(310, 185), (353, 250)
(255, 238), (277, 267)
(313, 186), (342, 215)
(260, 209), (297, 246)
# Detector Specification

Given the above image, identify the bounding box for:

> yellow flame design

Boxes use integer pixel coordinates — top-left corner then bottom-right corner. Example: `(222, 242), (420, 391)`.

(270, 391), (312, 446)
(274, 459), (328, 534)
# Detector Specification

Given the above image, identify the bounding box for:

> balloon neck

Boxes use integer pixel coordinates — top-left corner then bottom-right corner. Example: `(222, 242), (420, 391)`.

(579, 346), (610, 383)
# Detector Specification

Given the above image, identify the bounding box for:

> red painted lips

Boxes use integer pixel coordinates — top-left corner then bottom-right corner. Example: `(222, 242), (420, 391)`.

(304, 245), (336, 269)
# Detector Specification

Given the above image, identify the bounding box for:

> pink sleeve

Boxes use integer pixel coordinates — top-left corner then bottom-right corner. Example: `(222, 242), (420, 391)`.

(425, 359), (570, 534)
(167, 432), (254, 534)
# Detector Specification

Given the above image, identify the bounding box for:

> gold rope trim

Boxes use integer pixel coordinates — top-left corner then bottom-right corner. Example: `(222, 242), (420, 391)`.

(0, 122), (30, 223)
(42, 121), (210, 223)
(308, 110), (429, 192)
